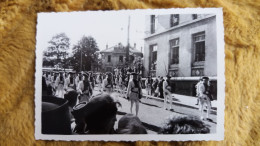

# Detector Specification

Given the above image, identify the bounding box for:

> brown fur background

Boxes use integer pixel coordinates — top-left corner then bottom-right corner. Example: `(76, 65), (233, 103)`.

(0, 0), (260, 145)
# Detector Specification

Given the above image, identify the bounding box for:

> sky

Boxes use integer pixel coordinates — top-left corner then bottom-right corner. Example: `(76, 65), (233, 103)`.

(36, 11), (146, 55)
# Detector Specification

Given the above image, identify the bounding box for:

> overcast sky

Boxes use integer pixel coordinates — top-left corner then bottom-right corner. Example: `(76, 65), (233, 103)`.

(37, 11), (146, 55)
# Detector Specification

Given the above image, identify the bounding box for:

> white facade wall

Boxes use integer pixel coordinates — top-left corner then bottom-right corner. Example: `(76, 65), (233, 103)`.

(144, 14), (217, 78)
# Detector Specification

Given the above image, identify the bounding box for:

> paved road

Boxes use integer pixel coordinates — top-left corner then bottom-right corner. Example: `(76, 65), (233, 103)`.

(92, 87), (217, 134)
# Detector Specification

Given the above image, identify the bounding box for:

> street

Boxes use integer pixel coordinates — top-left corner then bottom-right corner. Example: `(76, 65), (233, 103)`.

(91, 86), (217, 134)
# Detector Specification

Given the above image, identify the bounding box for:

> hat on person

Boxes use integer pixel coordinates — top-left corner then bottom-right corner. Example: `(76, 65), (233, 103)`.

(202, 76), (209, 80)
(166, 75), (171, 78)
(106, 72), (112, 76)
(130, 72), (138, 75)
(83, 72), (89, 77)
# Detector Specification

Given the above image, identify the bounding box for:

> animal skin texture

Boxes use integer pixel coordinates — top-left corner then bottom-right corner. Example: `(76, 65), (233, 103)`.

(0, 0), (260, 145)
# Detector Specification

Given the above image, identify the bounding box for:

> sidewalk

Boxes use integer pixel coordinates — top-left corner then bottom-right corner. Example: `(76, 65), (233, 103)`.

(141, 89), (217, 111)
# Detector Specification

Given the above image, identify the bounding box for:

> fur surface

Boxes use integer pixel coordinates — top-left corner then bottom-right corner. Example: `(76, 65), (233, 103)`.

(0, 0), (259, 145)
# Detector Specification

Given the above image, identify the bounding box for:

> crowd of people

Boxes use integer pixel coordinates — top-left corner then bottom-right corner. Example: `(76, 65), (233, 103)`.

(42, 68), (214, 135)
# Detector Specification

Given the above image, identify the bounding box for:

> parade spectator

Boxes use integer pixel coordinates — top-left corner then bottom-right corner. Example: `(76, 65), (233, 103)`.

(127, 72), (142, 116)
(163, 75), (174, 111)
(159, 115), (210, 134)
(198, 76), (212, 121)
(77, 73), (93, 103)
(103, 72), (113, 93)
(195, 77), (203, 105)
(145, 76), (153, 98)
(158, 76), (164, 99)
(55, 72), (65, 98)
(84, 94), (121, 134)
(152, 77), (159, 97)
(117, 114), (147, 134)
(64, 90), (78, 121)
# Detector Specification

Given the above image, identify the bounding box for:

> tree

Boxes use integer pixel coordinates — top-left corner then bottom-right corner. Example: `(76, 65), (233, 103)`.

(71, 36), (99, 71)
(43, 33), (70, 67)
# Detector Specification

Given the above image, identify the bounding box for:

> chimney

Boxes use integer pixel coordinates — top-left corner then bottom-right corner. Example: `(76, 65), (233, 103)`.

(106, 44), (108, 49)
(134, 43), (136, 49)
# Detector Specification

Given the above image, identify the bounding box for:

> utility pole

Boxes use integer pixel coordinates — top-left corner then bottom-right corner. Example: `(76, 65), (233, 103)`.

(126, 16), (130, 66)
(80, 47), (82, 71)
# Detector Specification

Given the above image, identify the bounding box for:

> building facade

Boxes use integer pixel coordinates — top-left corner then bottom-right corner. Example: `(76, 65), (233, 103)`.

(100, 43), (143, 72)
(144, 14), (217, 97)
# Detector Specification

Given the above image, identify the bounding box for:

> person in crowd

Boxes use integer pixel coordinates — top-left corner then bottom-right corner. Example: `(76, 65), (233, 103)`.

(145, 76), (153, 99)
(77, 73), (93, 103)
(75, 72), (82, 89)
(117, 114), (147, 134)
(47, 72), (52, 83)
(96, 73), (103, 92)
(64, 90), (78, 121)
(42, 76), (52, 96)
(67, 72), (75, 90)
(127, 72), (142, 116)
(163, 75), (174, 111)
(118, 74), (125, 97)
(198, 76), (212, 121)
(152, 77), (159, 97)
(55, 72), (65, 98)
(195, 77), (203, 105)
(103, 72), (114, 93)
(64, 72), (70, 91)
(114, 75), (119, 91)
(158, 76), (164, 99)
(159, 115), (210, 134)
(89, 72), (95, 90)
(71, 94), (121, 134)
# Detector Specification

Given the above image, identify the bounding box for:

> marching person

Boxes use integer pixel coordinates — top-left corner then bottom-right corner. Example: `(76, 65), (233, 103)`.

(103, 72), (114, 93)
(163, 75), (174, 111)
(75, 72), (82, 89)
(55, 72), (65, 98)
(64, 72), (70, 92)
(145, 76), (153, 99)
(96, 73), (103, 92)
(77, 73), (93, 103)
(118, 74), (125, 97)
(89, 72), (95, 90)
(127, 72), (142, 116)
(198, 76), (212, 121)
(67, 72), (75, 90)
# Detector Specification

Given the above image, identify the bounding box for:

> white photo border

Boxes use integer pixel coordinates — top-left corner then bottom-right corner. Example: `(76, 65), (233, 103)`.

(34, 8), (225, 141)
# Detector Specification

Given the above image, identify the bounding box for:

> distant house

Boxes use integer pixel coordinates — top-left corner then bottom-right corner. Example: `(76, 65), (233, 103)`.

(144, 14), (217, 97)
(100, 43), (143, 72)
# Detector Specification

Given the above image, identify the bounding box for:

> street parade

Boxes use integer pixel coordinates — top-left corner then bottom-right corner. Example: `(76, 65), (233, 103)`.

(42, 67), (215, 135)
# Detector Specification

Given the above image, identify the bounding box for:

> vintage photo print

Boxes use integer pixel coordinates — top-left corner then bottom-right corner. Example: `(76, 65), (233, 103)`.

(35, 8), (225, 141)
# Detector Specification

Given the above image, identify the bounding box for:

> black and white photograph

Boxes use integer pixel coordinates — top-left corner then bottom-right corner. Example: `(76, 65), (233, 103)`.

(35, 8), (225, 141)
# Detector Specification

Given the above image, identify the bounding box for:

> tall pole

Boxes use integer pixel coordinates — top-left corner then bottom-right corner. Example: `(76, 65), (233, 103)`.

(126, 16), (130, 66)
(80, 47), (82, 71)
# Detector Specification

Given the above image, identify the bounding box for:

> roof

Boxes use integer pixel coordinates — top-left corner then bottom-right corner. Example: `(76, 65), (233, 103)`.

(100, 44), (142, 54)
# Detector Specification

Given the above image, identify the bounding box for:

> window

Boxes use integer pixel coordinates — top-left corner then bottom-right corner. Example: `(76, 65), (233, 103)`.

(119, 56), (123, 62)
(170, 14), (179, 27)
(192, 14), (197, 20)
(170, 38), (179, 64)
(150, 45), (157, 70)
(151, 15), (156, 34)
(108, 55), (111, 62)
(193, 32), (205, 62)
